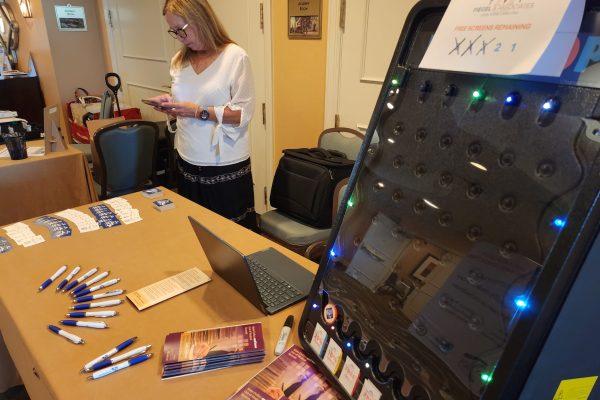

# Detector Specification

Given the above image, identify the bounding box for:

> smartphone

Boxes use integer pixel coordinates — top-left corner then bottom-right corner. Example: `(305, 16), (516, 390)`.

(141, 98), (166, 108)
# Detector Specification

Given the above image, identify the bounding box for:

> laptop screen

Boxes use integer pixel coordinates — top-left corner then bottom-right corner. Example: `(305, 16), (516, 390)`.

(188, 216), (264, 311)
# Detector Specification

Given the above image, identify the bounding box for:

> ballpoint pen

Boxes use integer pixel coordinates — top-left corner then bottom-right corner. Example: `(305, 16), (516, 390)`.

(70, 299), (123, 310)
(56, 266), (80, 292)
(73, 278), (121, 297)
(59, 320), (109, 329)
(48, 324), (85, 345)
(86, 345), (152, 372)
(66, 311), (119, 318)
(38, 265), (67, 291)
(63, 267), (98, 292)
(72, 278), (121, 297)
(87, 353), (153, 380)
(70, 271), (109, 295)
(73, 290), (124, 303)
(81, 336), (138, 372)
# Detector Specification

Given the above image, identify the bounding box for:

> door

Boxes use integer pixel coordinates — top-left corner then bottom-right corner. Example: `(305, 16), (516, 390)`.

(324, 0), (419, 132)
(104, 0), (272, 213)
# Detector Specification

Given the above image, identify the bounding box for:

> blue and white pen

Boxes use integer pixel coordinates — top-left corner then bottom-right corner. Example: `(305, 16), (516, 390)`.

(63, 267), (98, 293)
(38, 265), (67, 292)
(56, 266), (80, 292)
(70, 271), (109, 296)
(70, 299), (123, 310)
(73, 290), (124, 303)
(87, 353), (153, 380)
(81, 336), (138, 372)
(59, 320), (109, 329)
(73, 278), (121, 297)
(48, 324), (85, 344)
(66, 311), (119, 318)
(86, 345), (152, 372)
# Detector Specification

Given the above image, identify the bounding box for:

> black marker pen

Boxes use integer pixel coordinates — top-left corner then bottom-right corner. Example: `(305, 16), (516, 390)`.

(275, 315), (294, 355)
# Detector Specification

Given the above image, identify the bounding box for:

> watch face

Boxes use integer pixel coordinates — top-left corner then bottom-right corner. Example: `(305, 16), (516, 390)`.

(200, 109), (210, 120)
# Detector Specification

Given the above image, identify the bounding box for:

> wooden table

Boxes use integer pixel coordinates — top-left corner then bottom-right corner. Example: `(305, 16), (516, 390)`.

(0, 188), (316, 399)
(0, 141), (97, 227)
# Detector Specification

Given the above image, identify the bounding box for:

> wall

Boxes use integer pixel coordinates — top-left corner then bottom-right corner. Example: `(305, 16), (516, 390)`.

(6, 0), (60, 112)
(6, 0), (108, 138)
(41, 0), (108, 113)
(271, 0), (329, 165)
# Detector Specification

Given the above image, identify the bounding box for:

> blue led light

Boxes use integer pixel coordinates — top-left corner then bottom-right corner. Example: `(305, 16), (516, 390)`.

(553, 217), (566, 228)
(312, 303), (319, 309)
(345, 342), (352, 348)
(504, 91), (521, 106)
(329, 249), (336, 258)
(514, 296), (529, 309)
(541, 97), (560, 112)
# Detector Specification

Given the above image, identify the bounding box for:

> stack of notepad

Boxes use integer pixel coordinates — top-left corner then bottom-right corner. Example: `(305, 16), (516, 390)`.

(161, 322), (265, 379)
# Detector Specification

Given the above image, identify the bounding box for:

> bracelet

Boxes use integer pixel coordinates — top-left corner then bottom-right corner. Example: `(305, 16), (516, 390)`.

(194, 104), (201, 119)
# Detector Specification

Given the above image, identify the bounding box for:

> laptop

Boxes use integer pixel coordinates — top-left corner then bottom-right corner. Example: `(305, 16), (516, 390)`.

(188, 216), (315, 315)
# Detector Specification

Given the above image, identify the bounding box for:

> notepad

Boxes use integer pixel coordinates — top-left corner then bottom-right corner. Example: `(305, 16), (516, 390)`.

(126, 268), (211, 311)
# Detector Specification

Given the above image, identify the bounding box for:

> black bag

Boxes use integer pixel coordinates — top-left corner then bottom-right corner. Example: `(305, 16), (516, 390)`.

(270, 148), (355, 228)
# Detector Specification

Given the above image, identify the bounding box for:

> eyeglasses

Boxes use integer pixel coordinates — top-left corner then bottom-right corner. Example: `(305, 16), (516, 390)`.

(167, 23), (189, 39)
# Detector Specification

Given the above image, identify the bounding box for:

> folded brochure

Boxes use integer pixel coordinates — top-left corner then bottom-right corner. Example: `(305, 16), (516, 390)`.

(162, 322), (265, 379)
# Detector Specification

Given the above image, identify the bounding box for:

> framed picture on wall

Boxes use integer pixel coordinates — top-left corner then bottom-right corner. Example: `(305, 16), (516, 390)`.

(55, 4), (87, 32)
(288, 0), (321, 39)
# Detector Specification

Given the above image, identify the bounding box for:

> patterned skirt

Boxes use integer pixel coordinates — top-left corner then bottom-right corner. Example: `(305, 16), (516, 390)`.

(176, 154), (258, 231)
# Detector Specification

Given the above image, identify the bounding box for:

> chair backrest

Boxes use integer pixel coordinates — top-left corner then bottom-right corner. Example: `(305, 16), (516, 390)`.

(318, 127), (364, 160)
(94, 120), (159, 199)
(99, 90), (114, 119)
(332, 178), (349, 223)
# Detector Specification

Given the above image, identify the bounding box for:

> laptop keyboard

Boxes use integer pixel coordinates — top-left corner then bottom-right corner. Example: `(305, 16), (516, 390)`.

(247, 257), (303, 308)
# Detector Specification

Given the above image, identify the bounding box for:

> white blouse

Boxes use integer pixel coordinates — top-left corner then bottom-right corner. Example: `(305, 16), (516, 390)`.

(171, 44), (255, 166)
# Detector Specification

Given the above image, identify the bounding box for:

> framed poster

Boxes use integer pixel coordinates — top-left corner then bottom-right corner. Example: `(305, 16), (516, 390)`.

(55, 4), (87, 32)
(288, 0), (321, 39)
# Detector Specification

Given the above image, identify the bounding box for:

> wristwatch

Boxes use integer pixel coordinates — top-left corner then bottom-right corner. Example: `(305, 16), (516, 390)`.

(199, 107), (210, 121)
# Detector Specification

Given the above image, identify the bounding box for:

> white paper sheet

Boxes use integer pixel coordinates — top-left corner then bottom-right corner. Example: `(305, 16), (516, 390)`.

(419, 0), (585, 76)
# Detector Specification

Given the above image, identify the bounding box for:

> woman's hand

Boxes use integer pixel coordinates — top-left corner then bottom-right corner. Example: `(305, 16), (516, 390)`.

(159, 101), (199, 118)
(145, 94), (173, 114)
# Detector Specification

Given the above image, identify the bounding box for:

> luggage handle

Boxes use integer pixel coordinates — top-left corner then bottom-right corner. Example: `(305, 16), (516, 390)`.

(283, 147), (353, 166)
(302, 147), (348, 160)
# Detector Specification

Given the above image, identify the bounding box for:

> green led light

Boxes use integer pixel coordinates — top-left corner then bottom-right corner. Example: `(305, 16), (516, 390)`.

(391, 78), (399, 86)
(481, 373), (493, 383)
(472, 90), (482, 99)
(347, 199), (354, 207)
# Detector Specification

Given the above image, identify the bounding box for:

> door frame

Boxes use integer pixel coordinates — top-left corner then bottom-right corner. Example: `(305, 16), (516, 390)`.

(324, 0), (343, 129)
(100, 0), (275, 212)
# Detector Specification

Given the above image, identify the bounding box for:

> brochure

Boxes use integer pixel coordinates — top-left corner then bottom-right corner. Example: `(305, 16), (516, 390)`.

(228, 345), (343, 400)
(162, 322), (265, 379)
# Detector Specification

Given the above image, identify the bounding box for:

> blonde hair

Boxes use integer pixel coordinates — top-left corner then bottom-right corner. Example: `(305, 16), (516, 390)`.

(163, 0), (234, 69)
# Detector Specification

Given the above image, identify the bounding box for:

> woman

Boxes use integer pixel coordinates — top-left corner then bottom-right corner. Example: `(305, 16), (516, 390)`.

(152, 0), (257, 230)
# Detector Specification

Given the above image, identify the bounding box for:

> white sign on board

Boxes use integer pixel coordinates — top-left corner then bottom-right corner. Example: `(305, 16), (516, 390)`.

(55, 4), (87, 32)
(420, 0), (585, 77)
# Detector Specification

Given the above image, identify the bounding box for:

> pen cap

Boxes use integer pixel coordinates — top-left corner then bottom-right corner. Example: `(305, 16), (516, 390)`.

(284, 315), (294, 328)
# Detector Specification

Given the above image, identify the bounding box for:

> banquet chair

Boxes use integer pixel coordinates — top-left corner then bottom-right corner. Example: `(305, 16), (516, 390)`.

(259, 127), (364, 260)
(93, 120), (159, 199)
(71, 90), (115, 165)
